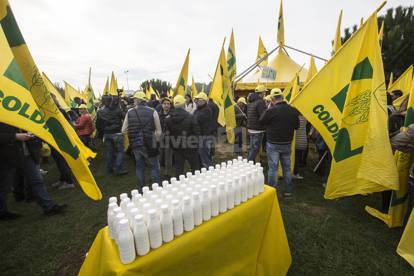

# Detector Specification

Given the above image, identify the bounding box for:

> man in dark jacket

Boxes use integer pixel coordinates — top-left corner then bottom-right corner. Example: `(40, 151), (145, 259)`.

(122, 91), (162, 189)
(166, 95), (201, 176)
(96, 95), (128, 175)
(0, 123), (67, 220)
(234, 97), (247, 154)
(246, 85), (267, 162)
(158, 97), (173, 180)
(194, 92), (213, 168)
(259, 91), (299, 196)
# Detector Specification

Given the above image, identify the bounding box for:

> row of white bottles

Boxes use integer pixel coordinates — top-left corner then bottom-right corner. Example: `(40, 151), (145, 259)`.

(106, 157), (265, 264)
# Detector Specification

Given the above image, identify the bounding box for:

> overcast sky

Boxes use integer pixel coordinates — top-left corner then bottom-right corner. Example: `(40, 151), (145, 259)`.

(10, 0), (412, 94)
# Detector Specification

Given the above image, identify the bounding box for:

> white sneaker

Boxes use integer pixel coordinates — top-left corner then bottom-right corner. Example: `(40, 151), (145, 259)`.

(292, 174), (304, 180)
(58, 182), (75, 190)
(51, 181), (63, 188)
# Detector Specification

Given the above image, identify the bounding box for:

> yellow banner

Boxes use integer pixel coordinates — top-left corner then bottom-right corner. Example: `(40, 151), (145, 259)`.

(175, 49), (190, 96)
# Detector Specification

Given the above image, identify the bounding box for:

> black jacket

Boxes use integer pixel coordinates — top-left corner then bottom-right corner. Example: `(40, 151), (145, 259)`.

(208, 101), (219, 134)
(166, 108), (200, 150)
(235, 104), (247, 127)
(96, 105), (124, 134)
(247, 96), (267, 131)
(194, 104), (213, 136)
(259, 102), (300, 144)
(0, 123), (42, 169)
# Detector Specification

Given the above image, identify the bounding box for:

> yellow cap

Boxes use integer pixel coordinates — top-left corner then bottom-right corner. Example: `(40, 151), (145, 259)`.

(133, 91), (147, 101)
(237, 97), (246, 105)
(78, 104), (88, 109)
(270, 88), (282, 96)
(173, 95), (185, 105)
(194, 92), (208, 101)
(255, 84), (267, 93)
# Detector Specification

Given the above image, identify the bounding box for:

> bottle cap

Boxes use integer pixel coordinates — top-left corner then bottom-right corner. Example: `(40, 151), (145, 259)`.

(192, 192), (200, 200)
(109, 197), (117, 204)
(183, 196), (191, 204)
(161, 204), (169, 212)
(131, 189), (139, 197)
(162, 180), (169, 188)
(148, 209), (157, 218)
(120, 193), (128, 200)
(134, 214), (144, 222)
(209, 166), (215, 171)
(195, 170), (201, 175)
(186, 172), (193, 178)
(152, 183), (159, 190)
(219, 182), (225, 189)
(171, 199), (180, 207)
(119, 219), (129, 229)
(201, 168), (207, 173)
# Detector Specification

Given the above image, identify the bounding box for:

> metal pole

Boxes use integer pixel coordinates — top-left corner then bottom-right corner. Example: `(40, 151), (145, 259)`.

(124, 70), (130, 91)
(283, 44), (328, 62)
(313, 151), (328, 173)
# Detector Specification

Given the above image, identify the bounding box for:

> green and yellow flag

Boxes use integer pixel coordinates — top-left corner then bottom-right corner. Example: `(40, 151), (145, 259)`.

(227, 29), (237, 82)
(277, 0), (284, 46)
(365, 77), (414, 227)
(291, 12), (399, 199)
(84, 68), (96, 118)
(64, 81), (85, 108)
(191, 77), (198, 99)
(305, 56), (318, 84)
(388, 72), (394, 89)
(109, 71), (118, 96)
(0, 0), (101, 200)
(397, 209), (414, 267)
(42, 72), (70, 111)
(256, 36), (268, 67)
(379, 20), (385, 46)
(210, 46), (236, 143)
(175, 49), (190, 96)
(332, 10), (343, 55)
(103, 77), (110, 95)
(388, 65), (413, 110)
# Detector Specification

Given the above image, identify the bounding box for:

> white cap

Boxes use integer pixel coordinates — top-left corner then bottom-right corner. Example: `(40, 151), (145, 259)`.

(120, 193), (128, 200)
(131, 190), (139, 197)
(109, 197), (117, 204)
(119, 219), (129, 230)
(152, 183), (159, 190)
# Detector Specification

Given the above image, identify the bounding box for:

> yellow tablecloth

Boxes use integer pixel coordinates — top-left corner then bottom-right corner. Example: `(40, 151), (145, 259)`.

(79, 186), (292, 276)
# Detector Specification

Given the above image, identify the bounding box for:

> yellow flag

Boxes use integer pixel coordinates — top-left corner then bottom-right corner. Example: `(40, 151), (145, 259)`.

(210, 46), (235, 143)
(109, 71), (118, 96)
(388, 65), (413, 109)
(103, 77), (110, 95)
(191, 77), (198, 99)
(168, 88), (174, 98)
(388, 72), (394, 90)
(379, 20), (384, 46)
(397, 209), (414, 267)
(333, 10), (343, 55)
(365, 77), (414, 227)
(65, 81), (85, 108)
(42, 72), (70, 111)
(84, 68), (96, 119)
(257, 36), (268, 67)
(227, 29), (237, 82)
(0, 1), (101, 200)
(175, 49), (190, 96)
(305, 56), (318, 84)
(277, 0), (284, 45)
(291, 12), (399, 199)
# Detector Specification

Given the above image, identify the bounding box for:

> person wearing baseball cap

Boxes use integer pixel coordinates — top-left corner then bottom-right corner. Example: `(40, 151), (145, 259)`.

(165, 95), (201, 176)
(122, 90), (162, 188)
(246, 85), (267, 162)
(194, 92), (214, 168)
(259, 89), (300, 197)
(234, 97), (247, 154)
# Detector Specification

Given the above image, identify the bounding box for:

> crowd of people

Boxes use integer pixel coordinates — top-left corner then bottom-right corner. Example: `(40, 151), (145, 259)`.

(1, 84), (413, 222)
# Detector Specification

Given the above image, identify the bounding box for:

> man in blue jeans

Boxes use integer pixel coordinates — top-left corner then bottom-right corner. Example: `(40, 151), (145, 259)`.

(246, 85), (267, 162)
(96, 96), (128, 176)
(123, 91), (162, 189)
(259, 90), (299, 196)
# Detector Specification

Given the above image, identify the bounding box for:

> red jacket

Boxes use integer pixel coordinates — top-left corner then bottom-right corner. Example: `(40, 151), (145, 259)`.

(76, 114), (94, 136)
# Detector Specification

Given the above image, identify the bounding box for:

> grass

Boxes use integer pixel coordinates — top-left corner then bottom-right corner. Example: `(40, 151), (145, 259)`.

(0, 141), (412, 275)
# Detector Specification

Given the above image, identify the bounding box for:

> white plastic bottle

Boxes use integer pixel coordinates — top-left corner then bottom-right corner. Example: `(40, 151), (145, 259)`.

(171, 199), (184, 236)
(152, 183), (159, 191)
(128, 208), (139, 228)
(160, 205), (174, 242)
(252, 169), (260, 196)
(133, 214), (150, 256)
(147, 209), (162, 249)
(201, 188), (211, 221)
(109, 196), (118, 205)
(120, 193), (128, 202)
(258, 167), (265, 193)
(162, 180), (169, 188)
(115, 212), (126, 242)
(131, 189), (139, 198)
(192, 192), (203, 226)
(241, 174), (248, 202)
(210, 185), (219, 217)
(234, 178), (241, 206)
(226, 181), (235, 210)
(142, 186), (150, 197)
(218, 183), (227, 213)
(107, 202), (118, 239)
(182, 196), (194, 231)
(117, 218), (136, 264)
(120, 197), (131, 213)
